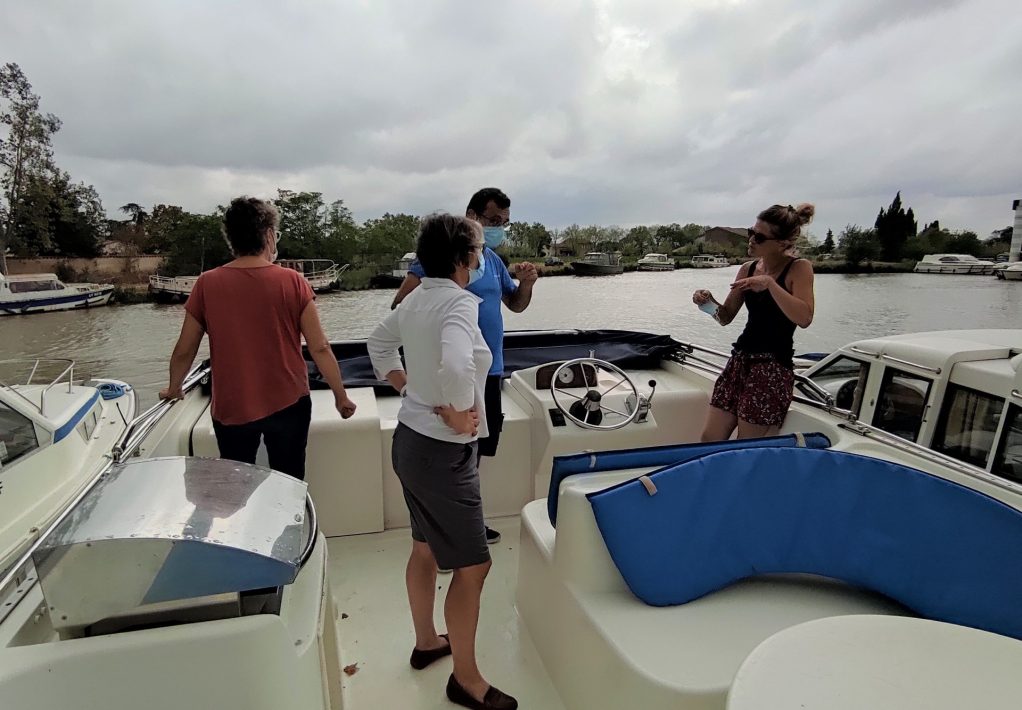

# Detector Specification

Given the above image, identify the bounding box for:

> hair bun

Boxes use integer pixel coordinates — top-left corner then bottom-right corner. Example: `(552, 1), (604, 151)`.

(794, 202), (815, 226)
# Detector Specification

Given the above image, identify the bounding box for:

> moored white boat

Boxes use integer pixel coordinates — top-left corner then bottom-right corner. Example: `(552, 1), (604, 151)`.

(0, 272), (114, 316)
(571, 252), (624, 275)
(690, 254), (730, 268)
(913, 254), (996, 274)
(2, 329), (1022, 709)
(1002, 264), (1022, 281)
(391, 252), (418, 280)
(0, 359), (136, 574)
(277, 259), (347, 292)
(148, 274), (198, 302)
(636, 253), (674, 271)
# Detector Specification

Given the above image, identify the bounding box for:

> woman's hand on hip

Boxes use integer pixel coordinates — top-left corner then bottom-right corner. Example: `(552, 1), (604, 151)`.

(433, 404), (479, 436)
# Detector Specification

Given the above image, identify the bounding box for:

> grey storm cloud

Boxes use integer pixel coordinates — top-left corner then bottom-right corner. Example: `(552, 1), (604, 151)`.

(3, 0), (1020, 236)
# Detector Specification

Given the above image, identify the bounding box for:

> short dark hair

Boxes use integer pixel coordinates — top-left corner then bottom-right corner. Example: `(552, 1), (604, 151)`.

(416, 213), (482, 278)
(466, 187), (510, 216)
(222, 197), (279, 256)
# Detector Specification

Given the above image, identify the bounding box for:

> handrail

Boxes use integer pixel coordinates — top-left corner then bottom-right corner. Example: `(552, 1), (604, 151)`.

(0, 362), (210, 617)
(0, 358), (76, 416)
(847, 345), (942, 376)
(670, 348), (1022, 497)
(672, 342), (834, 406)
(299, 493), (318, 567)
(112, 363), (209, 462)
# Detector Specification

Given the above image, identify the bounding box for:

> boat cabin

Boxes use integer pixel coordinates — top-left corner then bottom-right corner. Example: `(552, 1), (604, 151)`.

(804, 329), (1022, 479)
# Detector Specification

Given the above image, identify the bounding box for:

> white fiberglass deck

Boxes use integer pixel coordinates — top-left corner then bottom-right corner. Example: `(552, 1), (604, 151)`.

(328, 516), (566, 709)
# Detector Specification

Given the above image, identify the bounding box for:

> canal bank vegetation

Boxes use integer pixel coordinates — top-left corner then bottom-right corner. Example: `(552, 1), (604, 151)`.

(2, 63), (1012, 290)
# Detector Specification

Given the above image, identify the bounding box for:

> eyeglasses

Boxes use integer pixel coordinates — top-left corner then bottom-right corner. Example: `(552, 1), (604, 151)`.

(480, 215), (511, 228)
(748, 228), (779, 244)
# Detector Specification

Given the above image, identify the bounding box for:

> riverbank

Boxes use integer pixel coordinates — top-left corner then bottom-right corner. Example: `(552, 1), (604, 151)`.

(104, 258), (917, 304)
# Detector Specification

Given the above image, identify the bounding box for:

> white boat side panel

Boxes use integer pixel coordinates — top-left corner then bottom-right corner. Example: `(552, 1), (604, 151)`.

(192, 389), (385, 537)
(0, 535), (337, 710)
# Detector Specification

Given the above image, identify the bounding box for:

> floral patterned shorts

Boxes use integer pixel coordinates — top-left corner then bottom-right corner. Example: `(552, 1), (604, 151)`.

(710, 351), (795, 427)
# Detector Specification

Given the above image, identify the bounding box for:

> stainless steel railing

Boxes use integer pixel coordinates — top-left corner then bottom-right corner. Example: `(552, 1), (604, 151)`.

(669, 342), (1022, 498)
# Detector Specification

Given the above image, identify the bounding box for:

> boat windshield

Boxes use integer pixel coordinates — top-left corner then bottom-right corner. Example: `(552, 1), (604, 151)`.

(0, 401), (38, 466)
(8, 279), (63, 294)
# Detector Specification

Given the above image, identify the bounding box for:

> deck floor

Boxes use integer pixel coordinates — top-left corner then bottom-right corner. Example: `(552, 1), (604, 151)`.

(327, 516), (566, 709)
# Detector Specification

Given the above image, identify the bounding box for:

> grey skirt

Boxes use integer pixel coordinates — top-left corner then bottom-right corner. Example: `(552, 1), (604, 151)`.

(391, 422), (490, 569)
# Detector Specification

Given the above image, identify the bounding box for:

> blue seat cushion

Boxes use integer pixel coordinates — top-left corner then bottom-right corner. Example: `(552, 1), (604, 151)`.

(547, 433), (830, 526)
(587, 447), (1022, 640)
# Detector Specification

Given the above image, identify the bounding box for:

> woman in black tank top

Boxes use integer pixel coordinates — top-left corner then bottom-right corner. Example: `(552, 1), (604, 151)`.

(692, 203), (816, 440)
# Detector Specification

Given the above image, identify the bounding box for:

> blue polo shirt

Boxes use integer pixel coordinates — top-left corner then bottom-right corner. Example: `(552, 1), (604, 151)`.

(409, 247), (516, 376)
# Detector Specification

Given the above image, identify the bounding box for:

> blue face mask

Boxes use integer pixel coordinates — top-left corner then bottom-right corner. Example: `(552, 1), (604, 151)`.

(467, 251), (486, 285)
(483, 226), (506, 249)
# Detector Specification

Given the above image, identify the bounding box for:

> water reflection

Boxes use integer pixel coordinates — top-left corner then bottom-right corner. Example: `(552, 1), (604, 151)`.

(1, 271), (1015, 406)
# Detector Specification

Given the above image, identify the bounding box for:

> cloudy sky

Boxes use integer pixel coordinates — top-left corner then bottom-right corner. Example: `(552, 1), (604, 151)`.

(4, 0), (1020, 237)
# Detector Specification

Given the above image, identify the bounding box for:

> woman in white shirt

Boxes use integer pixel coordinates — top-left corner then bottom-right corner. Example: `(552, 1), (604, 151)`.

(368, 214), (517, 710)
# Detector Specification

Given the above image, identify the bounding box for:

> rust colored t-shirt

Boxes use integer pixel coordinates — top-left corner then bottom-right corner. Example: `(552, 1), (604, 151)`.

(185, 264), (315, 425)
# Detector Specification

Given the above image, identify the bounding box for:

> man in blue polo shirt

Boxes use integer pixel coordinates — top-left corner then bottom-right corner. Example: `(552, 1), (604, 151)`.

(391, 187), (538, 545)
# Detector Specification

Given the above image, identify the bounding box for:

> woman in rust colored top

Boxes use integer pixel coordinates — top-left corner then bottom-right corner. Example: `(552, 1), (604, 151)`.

(160, 196), (356, 480)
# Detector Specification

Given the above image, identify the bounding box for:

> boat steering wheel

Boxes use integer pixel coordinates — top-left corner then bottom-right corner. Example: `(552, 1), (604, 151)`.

(550, 358), (641, 430)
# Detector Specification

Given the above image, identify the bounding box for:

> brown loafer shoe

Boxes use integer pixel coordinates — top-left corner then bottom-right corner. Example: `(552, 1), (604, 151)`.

(409, 634), (451, 670)
(446, 674), (518, 709)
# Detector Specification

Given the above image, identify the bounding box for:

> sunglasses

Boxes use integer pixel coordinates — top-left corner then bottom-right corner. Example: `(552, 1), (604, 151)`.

(748, 228), (779, 244)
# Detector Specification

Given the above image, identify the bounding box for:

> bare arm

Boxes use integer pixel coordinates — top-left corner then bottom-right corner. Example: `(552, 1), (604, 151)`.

(714, 263), (751, 326)
(503, 262), (538, 313)
(300, 301), (356, 418)
(390, 273), (421, 310)
(161, 313), (205, 399)
(768, 260), (815, 328)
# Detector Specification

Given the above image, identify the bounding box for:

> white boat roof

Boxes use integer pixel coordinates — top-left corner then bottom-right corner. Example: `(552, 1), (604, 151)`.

(4, 273), (60, 282)
(836, 329), (1022, 375)
(919, 254), (993, 263)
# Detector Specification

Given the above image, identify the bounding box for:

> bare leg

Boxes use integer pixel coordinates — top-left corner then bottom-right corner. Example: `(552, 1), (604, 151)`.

(445, 559), (493, 701)
(701, 406), (738, 442)
(736, 419), (778, 440)
(407, 540), (447, 650)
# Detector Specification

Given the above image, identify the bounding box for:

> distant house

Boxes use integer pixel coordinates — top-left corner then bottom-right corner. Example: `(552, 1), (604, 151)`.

(547, 239), (577, 258)
(675, 227), (747, 255)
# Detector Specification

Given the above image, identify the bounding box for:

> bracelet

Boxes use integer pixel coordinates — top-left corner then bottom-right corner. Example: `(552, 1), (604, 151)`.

(400, 385), (408, 398)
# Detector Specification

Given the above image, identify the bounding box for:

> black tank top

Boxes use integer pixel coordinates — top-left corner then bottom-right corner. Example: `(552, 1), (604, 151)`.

(733, 258), (799, 365)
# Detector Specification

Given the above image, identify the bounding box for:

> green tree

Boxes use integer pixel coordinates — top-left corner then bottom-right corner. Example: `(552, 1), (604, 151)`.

(274, 190), (327, 259)
(13, 171), (105, 257)
(0, 63), (62, 274)
(654, 223), (686, 252)
(839, 225), (881, 265)
(821, 229), (835, 253)
(147, 204), (187, 254)
(321, 199), (361, 265)
(360, 213), (419, 266)
(945, 230), (982, 257)
(622, 225), (654, 256)
(874, 192), (917, 261)
(506, 221), (552, 257)
(160, 211), (230, 276)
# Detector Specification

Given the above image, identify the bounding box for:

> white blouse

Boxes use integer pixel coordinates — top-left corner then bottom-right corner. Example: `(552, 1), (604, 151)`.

(368, 277), (493, 444)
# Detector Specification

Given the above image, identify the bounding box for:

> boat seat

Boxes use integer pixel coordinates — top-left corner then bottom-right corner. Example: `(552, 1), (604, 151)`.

(517, 470), (905, 710)
(546, 433), (831, 526)
(589, 447), (1022, 640)
(191, 389), (384, 536)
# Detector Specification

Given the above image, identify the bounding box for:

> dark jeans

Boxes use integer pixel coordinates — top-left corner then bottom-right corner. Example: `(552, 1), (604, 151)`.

(212, 395), (312, 480)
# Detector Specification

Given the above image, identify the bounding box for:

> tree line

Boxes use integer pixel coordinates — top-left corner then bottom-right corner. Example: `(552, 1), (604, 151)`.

(2, 62), (1011, 278)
